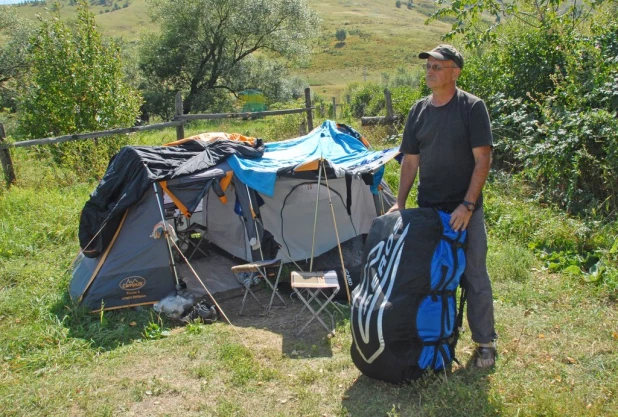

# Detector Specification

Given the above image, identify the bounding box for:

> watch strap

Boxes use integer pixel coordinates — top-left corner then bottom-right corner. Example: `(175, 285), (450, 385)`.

(462, 200), (476, 211)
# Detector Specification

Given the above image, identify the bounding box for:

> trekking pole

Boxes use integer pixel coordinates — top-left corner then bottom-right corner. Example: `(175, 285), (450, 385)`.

(152, 182), (182, 290)
(169, 238), (250, 349)
(309, 158), (323, 272)
(321, 160), (351, 304)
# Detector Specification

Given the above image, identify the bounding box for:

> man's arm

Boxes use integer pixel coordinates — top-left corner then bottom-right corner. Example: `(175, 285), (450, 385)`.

(449, 146), (492, 231)
(387, 153), (420, 213)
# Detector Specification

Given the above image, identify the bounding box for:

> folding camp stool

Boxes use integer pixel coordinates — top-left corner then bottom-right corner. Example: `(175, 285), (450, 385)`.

(175, 222), (209, 262)
(291, 270), (341, 336)
(231, 259), (287, 315)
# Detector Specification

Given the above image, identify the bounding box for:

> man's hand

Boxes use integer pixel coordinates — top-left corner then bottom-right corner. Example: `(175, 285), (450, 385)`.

(449, 204), (473, 231)
(386, 202), (403, 214)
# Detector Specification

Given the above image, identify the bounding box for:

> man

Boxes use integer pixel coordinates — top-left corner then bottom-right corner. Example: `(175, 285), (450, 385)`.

(388, 44), (497, 368)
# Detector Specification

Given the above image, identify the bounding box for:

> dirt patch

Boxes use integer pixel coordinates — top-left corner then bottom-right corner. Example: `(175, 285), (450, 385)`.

(206, 285), (348, 357)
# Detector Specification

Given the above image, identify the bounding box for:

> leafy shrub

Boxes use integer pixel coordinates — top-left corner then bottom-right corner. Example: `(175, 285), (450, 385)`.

(458, 24), (567, 101)
(18, 1), (141, 177)
(461, 21), (618, 218)
(335, 28), (347, 42)
(343, 67), (424, 120)
(345, 82), (384, 118)
(385, 86), (420, 118)
(262, 100), (306, 140)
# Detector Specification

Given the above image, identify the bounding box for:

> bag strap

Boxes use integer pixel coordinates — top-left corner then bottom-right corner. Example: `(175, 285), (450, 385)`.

(456, 274), (468, 332)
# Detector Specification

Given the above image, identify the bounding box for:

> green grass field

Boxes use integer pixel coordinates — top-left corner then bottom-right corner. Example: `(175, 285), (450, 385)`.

(1, 117), (617, 416)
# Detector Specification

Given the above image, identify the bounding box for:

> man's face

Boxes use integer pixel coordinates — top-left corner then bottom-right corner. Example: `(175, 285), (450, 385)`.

(424, 57), (460, 90)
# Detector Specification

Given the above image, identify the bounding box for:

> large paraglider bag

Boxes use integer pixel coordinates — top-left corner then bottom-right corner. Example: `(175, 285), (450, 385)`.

(350, 208), (466, 383)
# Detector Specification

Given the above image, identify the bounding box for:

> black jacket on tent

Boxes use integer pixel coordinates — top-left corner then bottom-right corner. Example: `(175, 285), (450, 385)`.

(79, 138), (264, 258)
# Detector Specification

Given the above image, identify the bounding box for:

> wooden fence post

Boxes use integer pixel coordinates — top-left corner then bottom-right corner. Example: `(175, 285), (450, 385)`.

(332, 97), (337, 120)
(384, 88), (394, 122)
(304, 88), (313, 131)
(0, 123), (16, 186)
(175, 92), (185, 140)
(384, 88), (397, 135)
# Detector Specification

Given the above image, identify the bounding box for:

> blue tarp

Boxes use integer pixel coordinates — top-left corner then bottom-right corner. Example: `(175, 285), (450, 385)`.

(227, 120), (399, 197)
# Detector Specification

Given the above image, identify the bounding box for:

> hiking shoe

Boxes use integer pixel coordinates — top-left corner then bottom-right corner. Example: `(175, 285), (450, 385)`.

(195, 302), (218, 324)
(475, 343), (496, 368)
(180, 301), (218, 324)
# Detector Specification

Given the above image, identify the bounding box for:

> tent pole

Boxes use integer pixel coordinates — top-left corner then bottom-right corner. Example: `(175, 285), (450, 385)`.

(152, 182), (182, 290)
(309, 158), (323, 272)
(321, 161), (351, 303)
(244, 184), (265, 261)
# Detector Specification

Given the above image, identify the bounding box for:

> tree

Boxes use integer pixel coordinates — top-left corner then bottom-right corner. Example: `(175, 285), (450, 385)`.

(139, 0), (320, 114)
(18, 0), (141, 172)
(0, 6), (35, 110)
(19, 0), (141, 137)
(395, 1), (401, 8)
(335, 28), (347, 42)
(428, 0), (608, 48)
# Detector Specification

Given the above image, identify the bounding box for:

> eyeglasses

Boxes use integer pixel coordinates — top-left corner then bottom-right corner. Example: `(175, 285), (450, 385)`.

(423, 63), (459, 72)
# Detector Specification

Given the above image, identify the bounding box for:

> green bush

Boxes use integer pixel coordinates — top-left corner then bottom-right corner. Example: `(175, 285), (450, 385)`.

(345, 82), (384, 118)
(343, 69), (424, 120)
(458, 25), (567, 102)
(18, 1), (141, 177)
(460, 21), (618, 218)
(335, 28), (347, 42)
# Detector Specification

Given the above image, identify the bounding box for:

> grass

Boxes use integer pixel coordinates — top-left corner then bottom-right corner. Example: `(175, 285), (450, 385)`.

(1, 120), (618, 416)
(2, 1), (618, 415)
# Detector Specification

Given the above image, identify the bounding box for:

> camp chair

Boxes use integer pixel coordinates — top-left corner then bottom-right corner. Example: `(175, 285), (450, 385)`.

(231, 259), (286, 315)
(291, 270), (341, 336)
(174, 216), (209, 263)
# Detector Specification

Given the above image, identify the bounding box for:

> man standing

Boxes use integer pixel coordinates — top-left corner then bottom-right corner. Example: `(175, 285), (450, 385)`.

(388, 44), (496, 368)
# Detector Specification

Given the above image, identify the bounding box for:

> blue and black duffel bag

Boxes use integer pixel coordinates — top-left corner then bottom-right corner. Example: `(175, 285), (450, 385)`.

(350, 208), (467, 383)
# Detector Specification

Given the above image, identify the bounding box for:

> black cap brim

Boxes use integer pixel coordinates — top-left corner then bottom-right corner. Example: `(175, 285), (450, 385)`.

(418, 50), (463, 68)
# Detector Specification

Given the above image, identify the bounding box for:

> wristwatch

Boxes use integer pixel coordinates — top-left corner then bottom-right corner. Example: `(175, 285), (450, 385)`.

(462, 200), (476, 212)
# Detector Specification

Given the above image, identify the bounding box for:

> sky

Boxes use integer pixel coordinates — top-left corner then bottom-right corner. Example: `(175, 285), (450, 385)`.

(0, 0), (31, 4)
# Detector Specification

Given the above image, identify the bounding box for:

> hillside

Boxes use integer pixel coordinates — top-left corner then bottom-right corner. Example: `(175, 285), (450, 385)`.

(8, 0), (451, 97)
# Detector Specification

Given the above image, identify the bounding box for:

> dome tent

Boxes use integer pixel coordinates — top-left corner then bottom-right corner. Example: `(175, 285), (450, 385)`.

(70, 121), (399, 311)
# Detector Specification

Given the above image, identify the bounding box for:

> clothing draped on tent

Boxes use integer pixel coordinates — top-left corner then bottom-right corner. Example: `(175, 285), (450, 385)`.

(79, 137), (264, 257)
(227, 121), (399, 197)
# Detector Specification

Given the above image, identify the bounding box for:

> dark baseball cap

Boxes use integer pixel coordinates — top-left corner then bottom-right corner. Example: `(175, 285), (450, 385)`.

(419, 44), (464, 69)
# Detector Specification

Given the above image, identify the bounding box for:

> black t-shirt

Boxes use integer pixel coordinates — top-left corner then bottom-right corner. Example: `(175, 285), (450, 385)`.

(400, 89), (493, 212)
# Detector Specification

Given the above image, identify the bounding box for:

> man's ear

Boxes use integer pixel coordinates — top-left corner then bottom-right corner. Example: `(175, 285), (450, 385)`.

(452, 68), (461, 81)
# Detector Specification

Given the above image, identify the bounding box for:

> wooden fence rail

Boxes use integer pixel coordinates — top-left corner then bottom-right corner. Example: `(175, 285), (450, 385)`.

(0, 88), (315, 185)
(3, 121), (183, 149)
(176, 107), (314, 121)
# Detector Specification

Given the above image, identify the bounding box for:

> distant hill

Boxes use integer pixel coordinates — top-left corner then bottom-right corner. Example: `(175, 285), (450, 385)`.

(9, 0), (451, 97)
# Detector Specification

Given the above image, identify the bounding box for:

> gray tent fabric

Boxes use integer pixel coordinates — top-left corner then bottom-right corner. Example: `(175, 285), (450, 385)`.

(70, 189), (176, 310)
